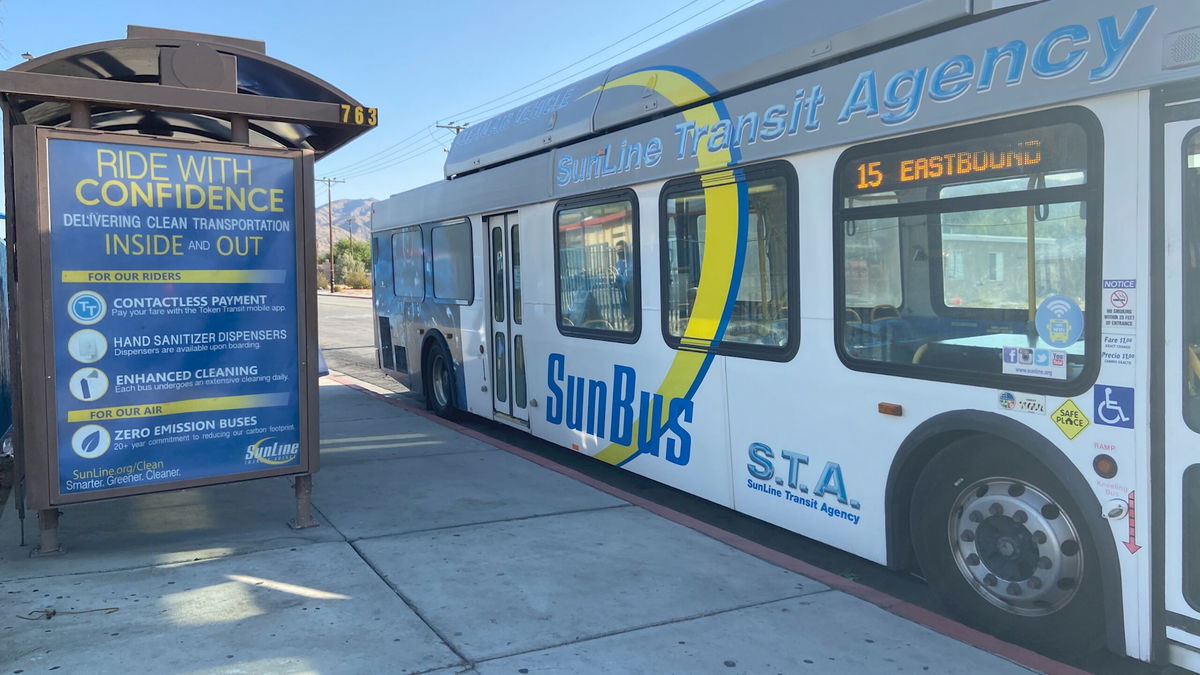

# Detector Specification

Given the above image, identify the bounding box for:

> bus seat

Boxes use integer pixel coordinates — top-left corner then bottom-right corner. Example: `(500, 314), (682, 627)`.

(845, 308), (863, 324)
(871, 304), (901, 322)
(911, 342), (1002, 373)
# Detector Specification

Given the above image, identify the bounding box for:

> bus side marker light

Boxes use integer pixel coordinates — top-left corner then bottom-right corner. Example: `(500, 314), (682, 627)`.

(877, 402), (903, 416)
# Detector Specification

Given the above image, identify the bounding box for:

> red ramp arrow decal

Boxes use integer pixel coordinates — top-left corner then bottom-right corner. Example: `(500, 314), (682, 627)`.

(1124, 490), (1142, 554)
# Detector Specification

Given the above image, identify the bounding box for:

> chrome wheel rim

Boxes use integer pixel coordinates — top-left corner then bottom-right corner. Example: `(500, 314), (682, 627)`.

(947, 477), (1083, 616)
(430, 354), (451, 409)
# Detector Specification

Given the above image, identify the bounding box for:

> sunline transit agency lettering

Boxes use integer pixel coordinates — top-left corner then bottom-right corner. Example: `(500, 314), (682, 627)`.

(557, 5), (1153, 187)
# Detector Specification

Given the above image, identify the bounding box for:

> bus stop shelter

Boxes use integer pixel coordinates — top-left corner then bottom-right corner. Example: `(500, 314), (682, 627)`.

(0, 25), (375, 552)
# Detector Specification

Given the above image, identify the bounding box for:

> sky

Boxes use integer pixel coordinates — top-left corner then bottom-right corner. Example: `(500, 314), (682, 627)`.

(0, 0), (763, 207)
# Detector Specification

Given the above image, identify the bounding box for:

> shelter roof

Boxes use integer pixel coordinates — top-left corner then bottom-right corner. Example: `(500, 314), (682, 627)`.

(5, 25), (369, 157)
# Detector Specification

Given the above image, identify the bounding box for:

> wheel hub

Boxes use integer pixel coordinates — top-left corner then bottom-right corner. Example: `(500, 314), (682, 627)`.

(431, 355), (451, 408)
(949, 478), (1083, 616)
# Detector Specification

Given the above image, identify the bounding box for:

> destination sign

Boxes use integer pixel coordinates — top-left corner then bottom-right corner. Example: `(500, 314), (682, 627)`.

(47, 137), (305, 497)
(844, 122), (1086, 196)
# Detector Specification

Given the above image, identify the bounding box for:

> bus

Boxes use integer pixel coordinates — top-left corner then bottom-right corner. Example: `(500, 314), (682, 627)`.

(369, 0), (1200, 666)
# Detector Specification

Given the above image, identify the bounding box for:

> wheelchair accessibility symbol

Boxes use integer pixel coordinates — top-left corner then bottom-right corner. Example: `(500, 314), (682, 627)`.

(1093, 384), (1134, 429)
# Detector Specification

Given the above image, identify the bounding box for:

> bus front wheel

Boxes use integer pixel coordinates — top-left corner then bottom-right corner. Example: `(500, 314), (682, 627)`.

(423, 341), (457, 418)
(910, 437), (1105, 655)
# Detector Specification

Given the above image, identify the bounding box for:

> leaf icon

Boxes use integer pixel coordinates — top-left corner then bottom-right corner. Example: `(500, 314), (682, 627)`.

(82, 430), (100, 455)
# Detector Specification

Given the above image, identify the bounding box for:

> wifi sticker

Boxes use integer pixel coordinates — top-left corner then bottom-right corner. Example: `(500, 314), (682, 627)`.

(1036, 295), (1084, 348)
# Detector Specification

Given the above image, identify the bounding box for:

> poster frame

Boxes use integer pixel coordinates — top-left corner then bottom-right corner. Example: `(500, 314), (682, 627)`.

(12, 125), (319, 508)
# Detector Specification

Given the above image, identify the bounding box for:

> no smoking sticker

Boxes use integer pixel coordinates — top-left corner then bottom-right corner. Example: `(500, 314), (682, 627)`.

(1103, 279), (1136, 333)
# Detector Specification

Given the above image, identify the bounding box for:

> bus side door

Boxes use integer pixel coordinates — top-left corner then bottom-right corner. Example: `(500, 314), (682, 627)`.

(1161, 114), (1200, 671)
(486, 212), (529, 424)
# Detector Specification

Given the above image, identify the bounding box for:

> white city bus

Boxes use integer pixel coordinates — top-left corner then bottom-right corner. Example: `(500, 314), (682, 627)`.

(370, 0), (1200, 666)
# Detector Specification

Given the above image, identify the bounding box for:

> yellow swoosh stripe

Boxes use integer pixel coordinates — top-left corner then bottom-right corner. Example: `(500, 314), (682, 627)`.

(588, 69), (741, 465)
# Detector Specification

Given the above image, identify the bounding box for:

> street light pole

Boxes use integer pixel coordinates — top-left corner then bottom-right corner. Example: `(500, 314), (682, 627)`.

(316, 177), (344, 287)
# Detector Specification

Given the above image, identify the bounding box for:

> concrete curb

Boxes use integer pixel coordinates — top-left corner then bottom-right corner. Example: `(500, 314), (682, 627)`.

(324, 372), (1088, 675)
(316, 291), (371, 300)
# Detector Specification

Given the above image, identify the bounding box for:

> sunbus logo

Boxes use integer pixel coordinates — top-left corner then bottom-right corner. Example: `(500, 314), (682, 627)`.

(243, 437), (299, 466)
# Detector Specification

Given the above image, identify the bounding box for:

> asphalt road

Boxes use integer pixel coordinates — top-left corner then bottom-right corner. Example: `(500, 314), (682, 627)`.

(314, 293), (1169, 675)
(316, 293), (405, 393)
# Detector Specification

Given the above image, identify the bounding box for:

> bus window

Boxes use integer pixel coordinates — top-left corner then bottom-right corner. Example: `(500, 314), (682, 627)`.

(843, 213), (902, 310)
(661, 162), (797, 358)
(431, 219), (473, 303)
(391, 227), (424, 300)
(836, 110), (1100, 391)
(1184, 130), (1200, 431)
(939, 173), (1086, 312)
(554, 191), (638, 341)
(372, 235), (393, 294)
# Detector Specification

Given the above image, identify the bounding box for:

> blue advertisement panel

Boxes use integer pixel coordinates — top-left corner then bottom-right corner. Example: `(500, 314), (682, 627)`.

(47, 137), (304, 496)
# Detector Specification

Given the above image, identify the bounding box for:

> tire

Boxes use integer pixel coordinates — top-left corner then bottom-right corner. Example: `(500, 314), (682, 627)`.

(423, 341), (458, 419)
(910, 436), (1105, 656)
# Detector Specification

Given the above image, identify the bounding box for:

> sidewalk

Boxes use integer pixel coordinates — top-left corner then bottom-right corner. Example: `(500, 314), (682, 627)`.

(0, 375), (1054, 674)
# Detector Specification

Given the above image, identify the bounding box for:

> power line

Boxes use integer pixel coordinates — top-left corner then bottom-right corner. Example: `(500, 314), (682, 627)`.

(337, 130), (453, 180)
(335, 126), (445, 176)
(337, 139), (448, 181)
(327, 0), (733, 181)
(319, 125), (431, 175)
(333, 0), (762, 185)
(440, 0), (706, 123)
(447, 0), (735, 127)
(698, 0), (761, 27)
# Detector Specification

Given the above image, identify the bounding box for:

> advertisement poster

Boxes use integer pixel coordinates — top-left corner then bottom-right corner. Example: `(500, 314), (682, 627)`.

(47, 137), (304, 497)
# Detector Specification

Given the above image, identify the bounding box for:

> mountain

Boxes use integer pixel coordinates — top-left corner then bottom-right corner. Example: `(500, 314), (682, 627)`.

(314, 198), (377, 257)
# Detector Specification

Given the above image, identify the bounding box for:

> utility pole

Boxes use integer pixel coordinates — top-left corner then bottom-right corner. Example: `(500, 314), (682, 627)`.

(436, 122), (468, 134)
(315, 177), (344, 288)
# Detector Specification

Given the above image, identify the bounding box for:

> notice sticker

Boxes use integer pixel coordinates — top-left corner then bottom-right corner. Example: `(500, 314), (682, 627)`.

(1102, 279), (1136, 333)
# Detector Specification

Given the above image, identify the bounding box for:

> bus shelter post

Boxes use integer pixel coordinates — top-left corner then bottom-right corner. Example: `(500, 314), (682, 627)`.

(289, 473), (318, 529)
(32, 508), (64, 556)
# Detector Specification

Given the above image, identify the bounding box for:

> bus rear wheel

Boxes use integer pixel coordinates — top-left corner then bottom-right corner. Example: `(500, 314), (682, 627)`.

(423, 341), (457, 419)
(910, 437), (1104, 656)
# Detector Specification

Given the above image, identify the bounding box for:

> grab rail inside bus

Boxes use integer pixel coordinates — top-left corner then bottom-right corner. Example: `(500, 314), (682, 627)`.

(1188, 344), (1200, 394)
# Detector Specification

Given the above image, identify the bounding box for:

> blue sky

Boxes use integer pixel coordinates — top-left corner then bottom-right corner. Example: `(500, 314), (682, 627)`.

(0, 0), (761, 206)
